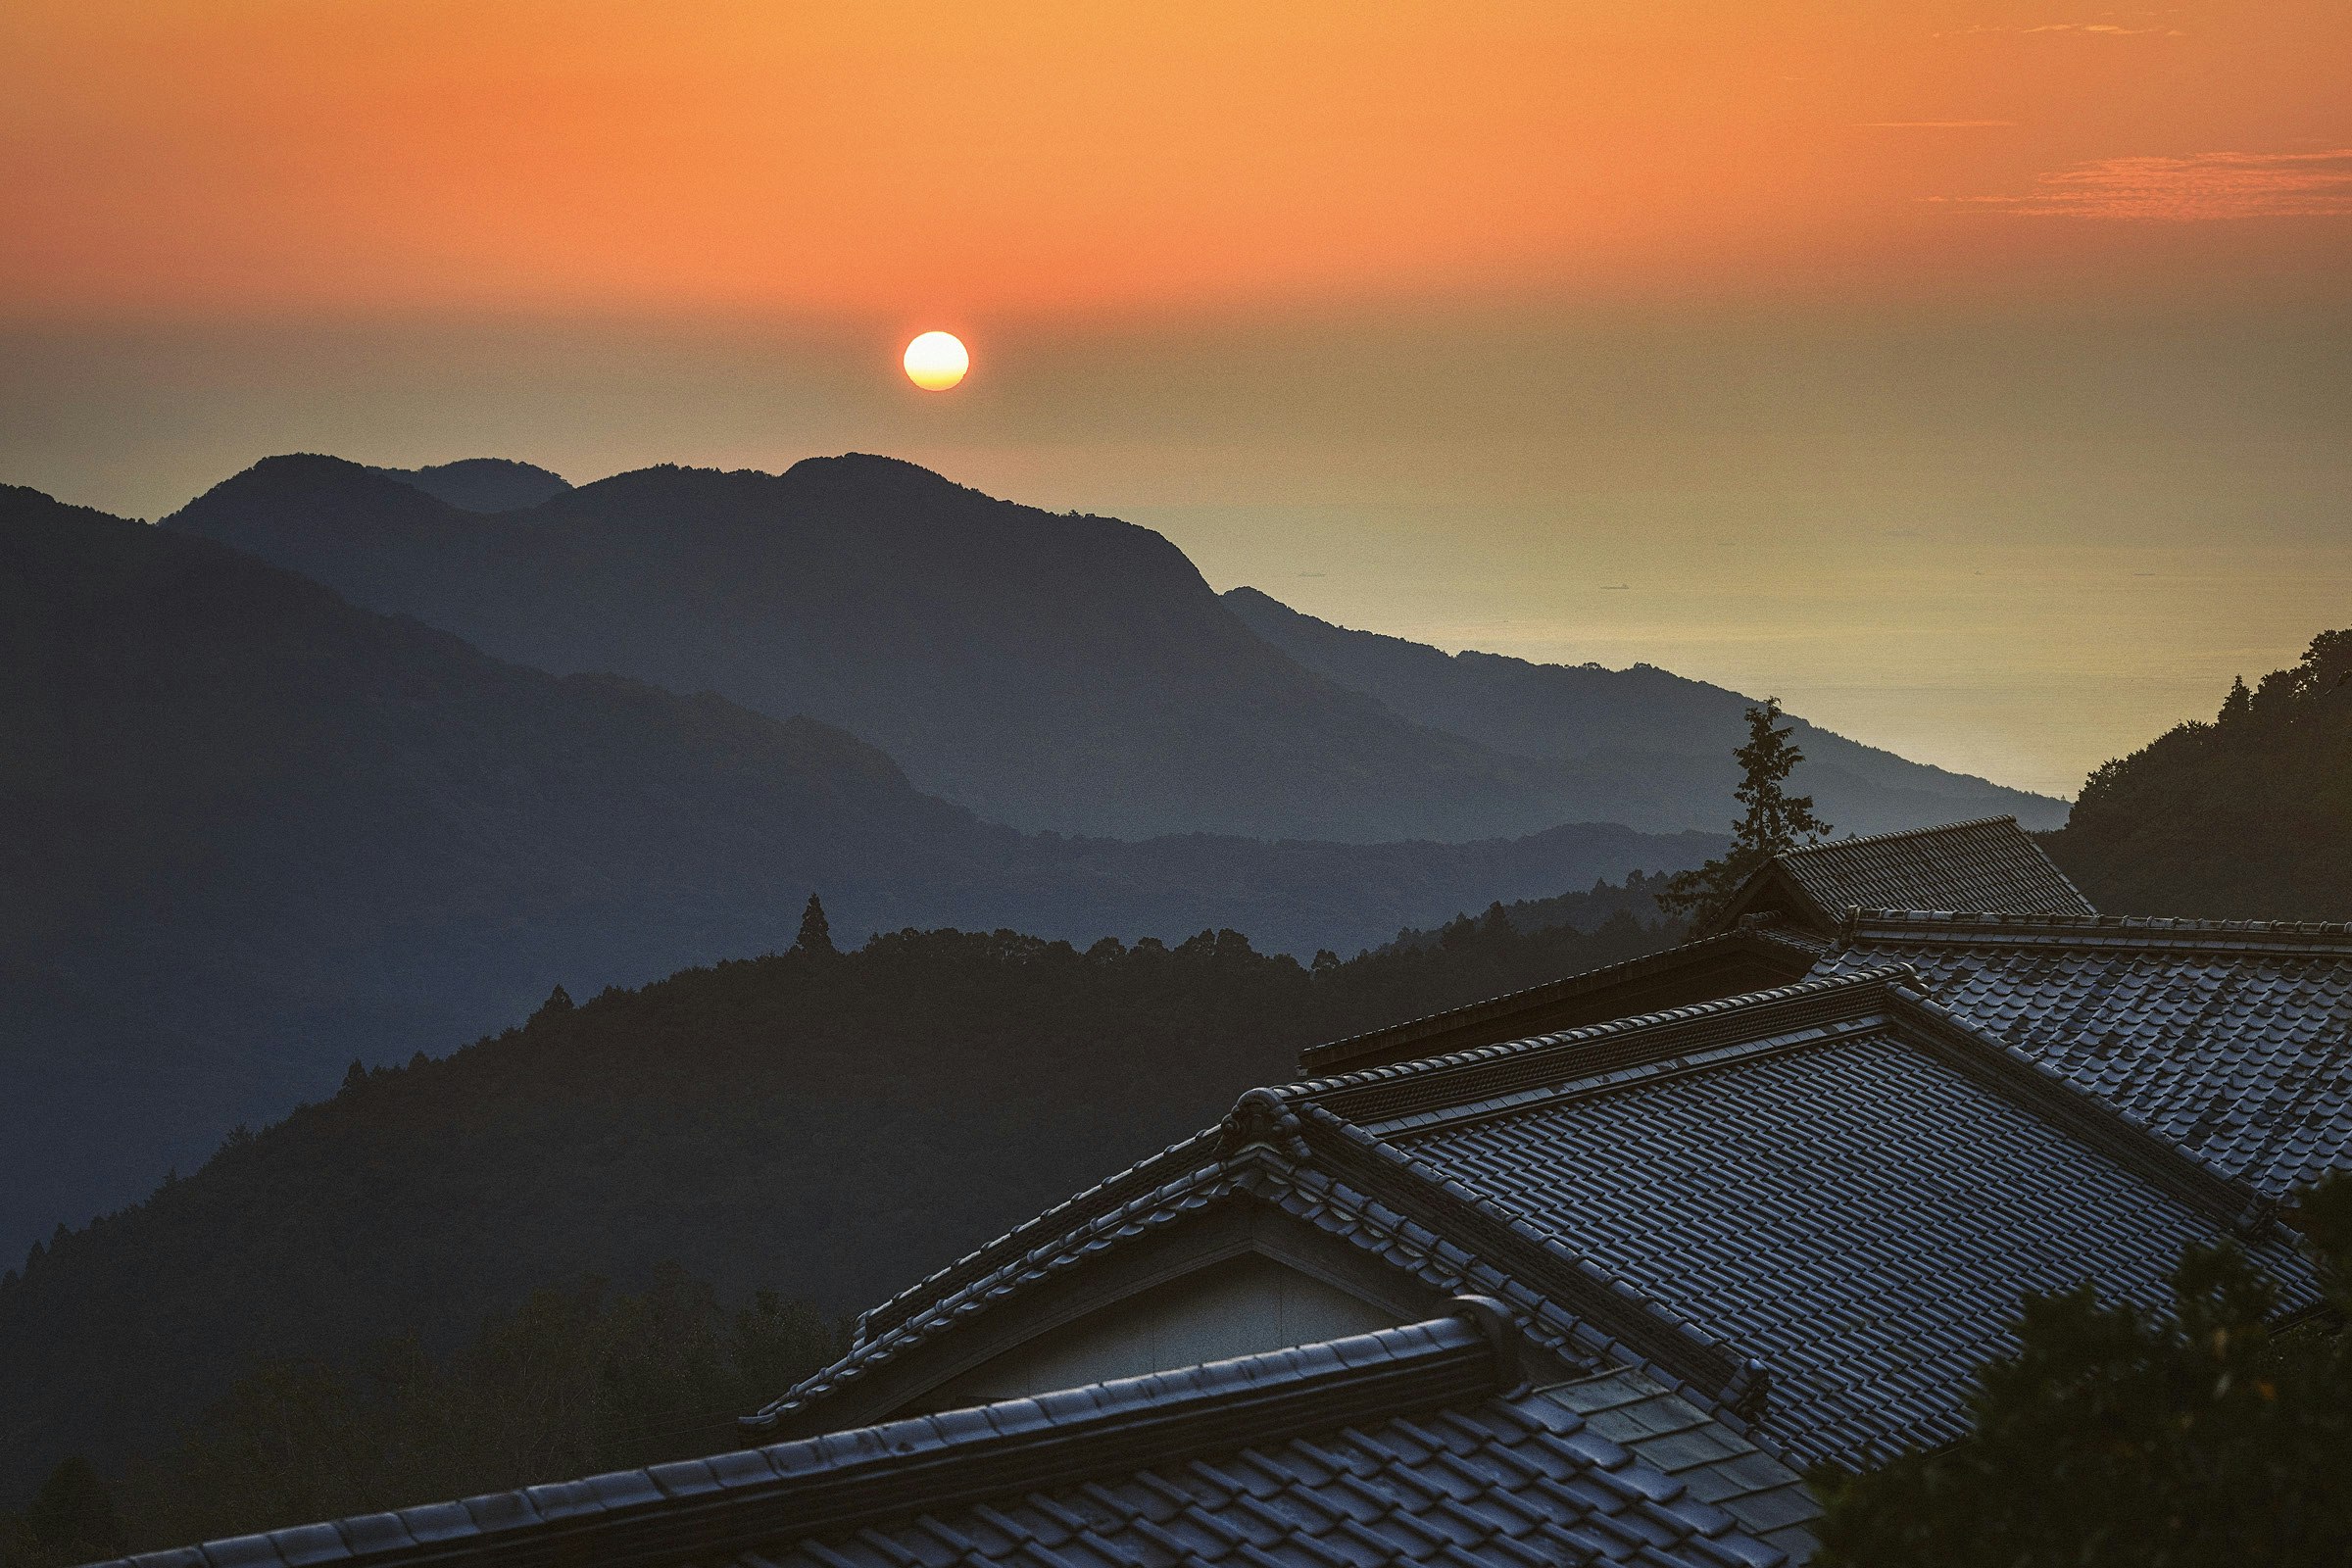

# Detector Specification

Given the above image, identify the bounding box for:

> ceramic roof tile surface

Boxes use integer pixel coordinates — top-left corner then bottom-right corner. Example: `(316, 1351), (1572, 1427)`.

(763, 972), (2317, 1481)
(1828, 911), (2352, 1198)
(750, 1384), (1796, 1568)
(1320, 981), (2318, 1466)
(97, 1313), (1802, 1568)
(749, 1119), (1762, 1442)
(1540, 1370), (1820, 1560)
(1731, 817), (2091, 930)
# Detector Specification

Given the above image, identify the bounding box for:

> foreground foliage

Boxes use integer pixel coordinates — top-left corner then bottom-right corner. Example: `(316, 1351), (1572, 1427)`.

(1814, 1174), (2352, 1566)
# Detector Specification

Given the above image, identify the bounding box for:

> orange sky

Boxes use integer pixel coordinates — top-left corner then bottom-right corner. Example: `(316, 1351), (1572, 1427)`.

(3, 4), (2349, 798)
(5, 1), (2347, 320)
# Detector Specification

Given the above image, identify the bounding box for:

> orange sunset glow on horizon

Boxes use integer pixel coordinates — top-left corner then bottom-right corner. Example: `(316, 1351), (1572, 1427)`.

(3, 1), (2348, 799)
(5, 1), (2348, 322)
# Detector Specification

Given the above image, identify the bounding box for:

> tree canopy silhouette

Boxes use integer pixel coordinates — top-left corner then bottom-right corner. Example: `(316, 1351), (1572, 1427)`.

(1813, 1173), (2352, 1565)
(794, 895), (836, 956)
(1656, 697), (1829, 926)
(2049, 629), (2352, 918)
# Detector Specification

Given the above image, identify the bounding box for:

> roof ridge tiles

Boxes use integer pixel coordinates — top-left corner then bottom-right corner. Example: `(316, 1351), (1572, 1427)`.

(1780, 814), (2023, 858)
(1843, 907), (2352, 951)
(1298, 926), (1829, 1075)
(106, 1311), (1526, 1568)
(845, 1128), (1229, 1349)
(1286, 966), (1919, 1103)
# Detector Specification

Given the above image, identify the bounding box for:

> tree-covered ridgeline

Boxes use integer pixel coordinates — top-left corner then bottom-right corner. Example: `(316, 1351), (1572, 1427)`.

(0, 1269), (837, 1565)
(0, 905), (1678, 1517)
(2048, 629), (2352, 919)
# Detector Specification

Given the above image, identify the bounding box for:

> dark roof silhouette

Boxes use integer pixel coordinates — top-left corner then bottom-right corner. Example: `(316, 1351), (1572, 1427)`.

(761, 972), (2312, 1471)
(1300, 926), (1828, 1077)
(94, 1307), (1805, 1568)
(1702, 815), (2092, 936)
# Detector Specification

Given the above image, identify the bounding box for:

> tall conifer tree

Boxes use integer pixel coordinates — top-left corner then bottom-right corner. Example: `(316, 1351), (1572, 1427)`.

(794, 894), (836, 956)
(1656, 697), (1829, 926)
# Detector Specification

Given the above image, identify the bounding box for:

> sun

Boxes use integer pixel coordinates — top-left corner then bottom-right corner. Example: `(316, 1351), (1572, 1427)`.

(903, 330), (969, 391)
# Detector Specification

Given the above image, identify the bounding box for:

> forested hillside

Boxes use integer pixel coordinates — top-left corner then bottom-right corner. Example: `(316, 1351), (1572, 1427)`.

(2048, 631), (2352, 919)
(0, 910), (1673, 1506)
(0, 482), (1711, 1262)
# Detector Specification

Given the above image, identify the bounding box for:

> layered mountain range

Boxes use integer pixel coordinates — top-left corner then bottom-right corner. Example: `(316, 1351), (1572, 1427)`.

(169, 454), (2061, 842)
(5, 452), (2060, 1261)
(0, 483), (1709, 1260)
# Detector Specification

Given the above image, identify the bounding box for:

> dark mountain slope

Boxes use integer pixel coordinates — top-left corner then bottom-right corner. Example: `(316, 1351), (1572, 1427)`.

(2046, 631), (2352, 918)
(166, 455), (1623, 843)
(366, 458), (571, 512)
(0, 913), (1673, 1504)
(1224, 586), (2066, 836)
(0, 485), (1710, 1260)
(0, 483), (981, 1265)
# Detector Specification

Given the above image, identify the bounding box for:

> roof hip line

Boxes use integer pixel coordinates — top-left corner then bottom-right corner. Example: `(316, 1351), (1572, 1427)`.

(119, 1313), (1518, 1568)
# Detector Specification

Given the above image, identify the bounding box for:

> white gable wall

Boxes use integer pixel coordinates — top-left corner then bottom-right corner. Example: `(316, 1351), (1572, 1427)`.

(931, 1250), (1404, 1406)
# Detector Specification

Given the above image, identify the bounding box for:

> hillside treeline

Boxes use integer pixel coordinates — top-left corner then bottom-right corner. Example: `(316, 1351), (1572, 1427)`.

(0, 906), (1673, 1513)
(2051, 630), (2352, 918)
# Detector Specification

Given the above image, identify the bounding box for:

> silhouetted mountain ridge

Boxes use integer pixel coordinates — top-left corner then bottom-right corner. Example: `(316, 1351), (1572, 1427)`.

(169, 455), (1597, 841)
(0, 482), (1712, 1262)
(366, 457), (571, 512)
(167, 454), (2055, 841)
(1222, 586), (2066, 837)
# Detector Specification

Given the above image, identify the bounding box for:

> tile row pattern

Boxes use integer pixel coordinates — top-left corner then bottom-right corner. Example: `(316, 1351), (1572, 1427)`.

(752, 1386), (1795, 1568)
(1833, 911), (2352, 1197)
(1391, 1021), (2319, 1466)
(92, 1315), (1799, 1568)
(1759, 817), (2092, 927)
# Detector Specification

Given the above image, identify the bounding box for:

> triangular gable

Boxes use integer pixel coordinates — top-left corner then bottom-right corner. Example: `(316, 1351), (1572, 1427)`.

(751, 1091), (1769, 1444)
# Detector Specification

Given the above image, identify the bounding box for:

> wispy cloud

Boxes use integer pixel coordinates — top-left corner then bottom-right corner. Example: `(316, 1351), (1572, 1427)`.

(1939, 21), (2184, 36)
(1861, 120), (2019, 128)
(1934, 149), (2352, 220)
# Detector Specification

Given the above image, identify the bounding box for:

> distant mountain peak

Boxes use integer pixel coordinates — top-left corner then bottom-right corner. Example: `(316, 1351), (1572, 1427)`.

(368, 457), (571, 513)
(780, 452), (989, 504)
(1223, 586), (2068, 836)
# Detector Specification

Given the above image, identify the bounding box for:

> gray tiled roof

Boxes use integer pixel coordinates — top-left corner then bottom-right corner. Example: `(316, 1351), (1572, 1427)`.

(93, 1310), (1800, 1568)
(1710, 817), (2091, 934)
(1826, 910), (2352, 1198)
(753, 1102), (1769, 1443)
(768, 971), (2311, 1479)
(1369, 982), (2315, 1463)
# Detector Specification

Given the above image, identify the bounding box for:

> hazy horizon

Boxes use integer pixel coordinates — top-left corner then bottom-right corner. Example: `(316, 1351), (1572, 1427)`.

(7, 0), (2347, 799)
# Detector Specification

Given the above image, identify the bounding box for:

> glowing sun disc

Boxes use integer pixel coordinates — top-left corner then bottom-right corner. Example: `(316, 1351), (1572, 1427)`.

(903, 330), (969, 390)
